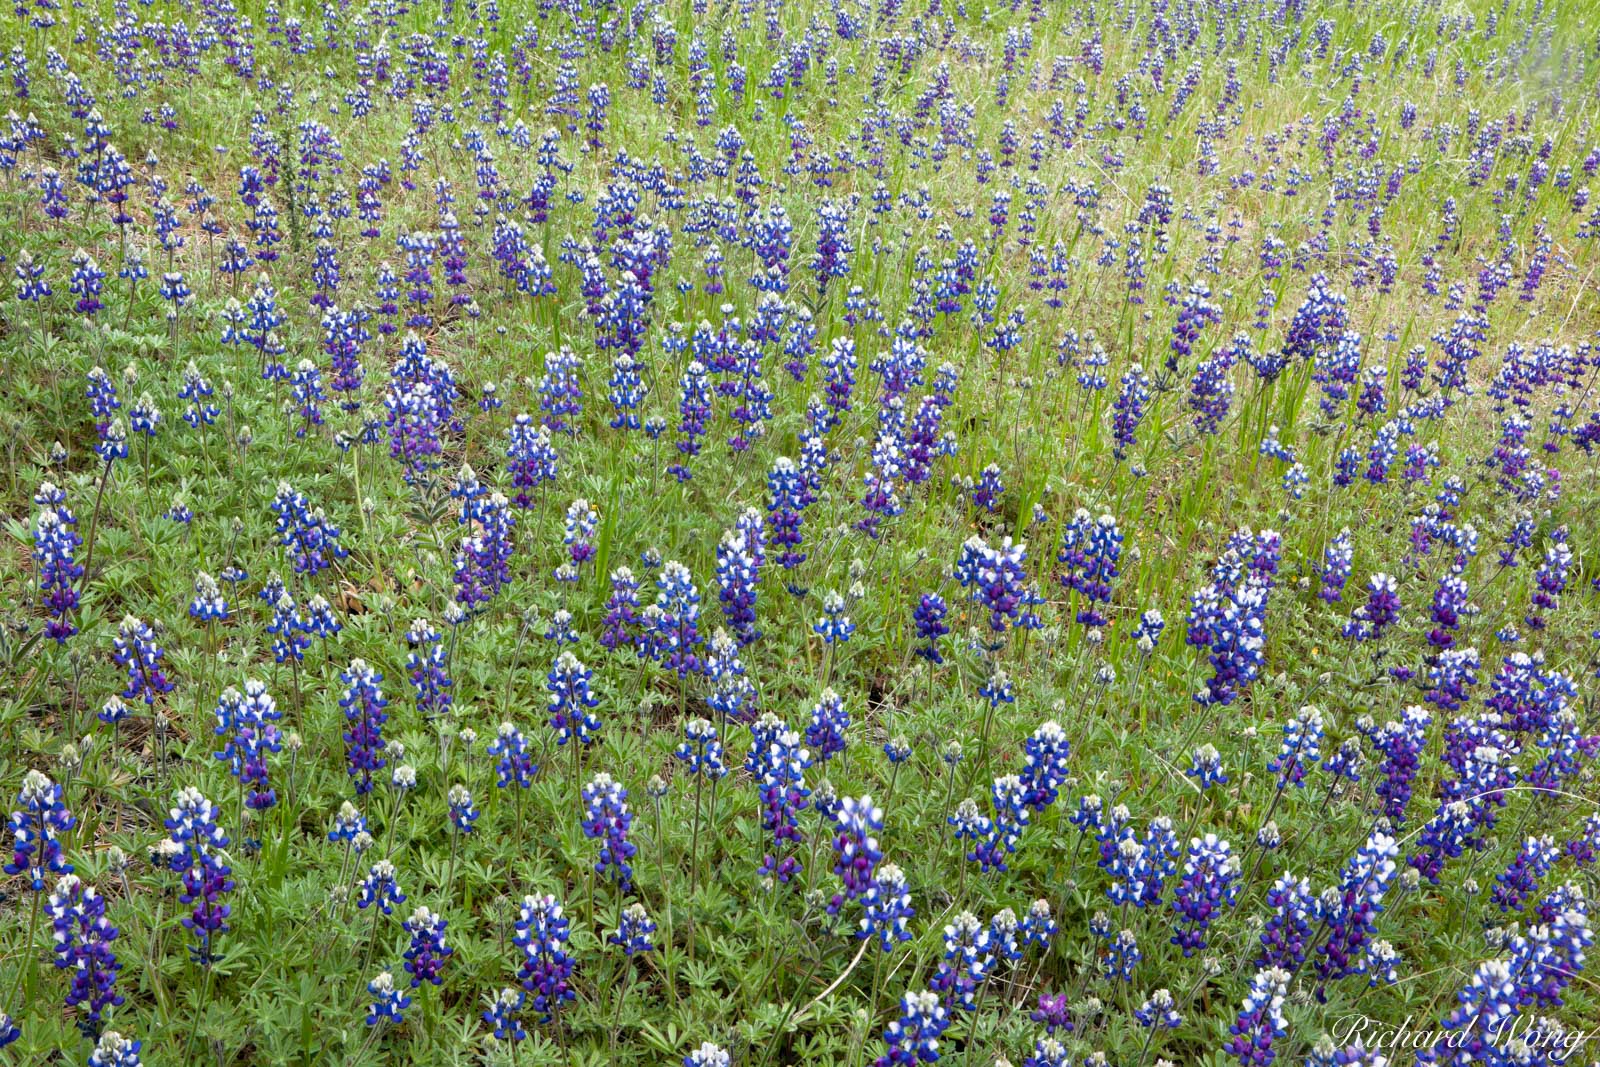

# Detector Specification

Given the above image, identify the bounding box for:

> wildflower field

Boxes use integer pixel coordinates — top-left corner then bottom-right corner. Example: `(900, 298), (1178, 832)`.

(5, 0), (1600, 1061)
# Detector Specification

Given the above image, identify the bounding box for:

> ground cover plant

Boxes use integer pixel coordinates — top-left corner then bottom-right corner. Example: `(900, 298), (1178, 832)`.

(3, 0), (1600, 1062)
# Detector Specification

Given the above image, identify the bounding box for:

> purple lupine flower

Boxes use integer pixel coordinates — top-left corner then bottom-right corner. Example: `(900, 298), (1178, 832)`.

(48, 870), (122, 1030)
(646, 561), (704, 677)
(112, 615), (175, 706)
(581, 773), (636, 890)
(954, 535), (1041, 639)
(515, 894), (575, 1022)
(858, 862), (914, 951)
(827, 794), (883, 913)
(1029, 992), (1072, 1035)
(455, 491), (516, 611)
(715, 526), (762, 646)
(912, 593), (950, 664)
(747, 713), (812, 883)
(212, 680), (282, 810)
(32, 483), (83, 643)
(506, 414), (558, 507)
(1426, 648), (1481, 712)
(401, 906), (451, 987)
(1256, 873), (1316, 970)
(404, 619), (452, 720)
(766, 457), (808, 569)
(1344, 573), (1401, 642)
(1371, 705), (1431, 824)
(600, 568), (643, 651)
(667, 361), (712, 482)
(339, 660), (388, 795)
(164, 787), (233, 965)
(1223, 967), (1289, 1067)
(1058, 509), (1122, 628)
(871, 990), (948, 1067)
(1526, 527), (1573, 631)
(1313, 831), (1400, 998)
(9, 771), (74, 893)
(609, 902), (656, 956)
(487, 722), (537, 789)
(1491, 835), (1560, 913)
(269, 482), (348, 577)
(804, 689), (851, 763)
(547, 651), (602, 746)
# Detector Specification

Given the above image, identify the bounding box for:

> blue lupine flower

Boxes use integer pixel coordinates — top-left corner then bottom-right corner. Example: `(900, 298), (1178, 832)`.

(357, 860), (406, 915)
(872, 990), (948, 1067)
(506, 414), (559, 508)
(515, 894), (575, 1022)
(212, 680), (282, 810)
(675, 718), (728, 779)
(1019, 719), (1072, 812)
(164, 787), (233, 965)
(684, 1043), (731, 1067)
(804, 689), (850, 763)
(401, 906), (451, 988)
(1136, 988), (1183, 1030)
(339, 660), (388, 795)
(1059, 509), (1122, 628)
(482, 987), (526, 1043)
(1169, 833), (1239, 956)
(48, 872), (123, 1027)
(269, 482), (347, 577)
(1187, 744), (1228, 790)
(328, 801), (367, 844)
(582, 773), (636, 890)
(911, 593), (950, 664)
(113, 616), (175, 706)
(646, 562), (705, 677)
(405, 619), (453, 720)
(487, 722), (537, 789)
(1267, 706), (1324, 790)
(813, 590), (855, 643)
(547, 652), (602, 746)
(1490, 835), (1560, 913)
(859, 862), (914, 950)
(971, 775), (1029, 873)
(609, 902), (656, 956)
(366, 970), (411, 1026)
(1223, 967), (1290, 1067)
(447, 785), (479, 835)
(31, 485), (82, 643)
(1021, 899), (1057, 952)
(89, 1031), (143, 1067)
(1313, 831), (1400, 997)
